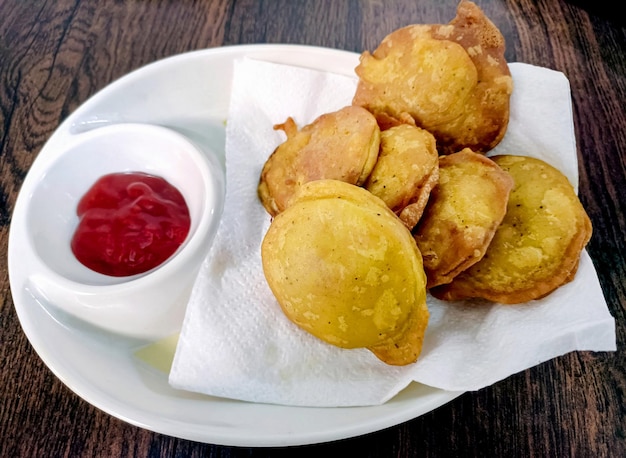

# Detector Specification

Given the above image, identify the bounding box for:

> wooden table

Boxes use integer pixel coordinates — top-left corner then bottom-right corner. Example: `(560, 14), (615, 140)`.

(1, 1), (624, 456)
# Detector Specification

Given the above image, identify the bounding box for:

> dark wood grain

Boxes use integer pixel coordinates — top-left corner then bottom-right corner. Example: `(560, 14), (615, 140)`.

(1, 0), (624, 456)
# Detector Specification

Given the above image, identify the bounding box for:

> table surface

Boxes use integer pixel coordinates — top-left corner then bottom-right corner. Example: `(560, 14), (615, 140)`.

(1, 0), (624, 456)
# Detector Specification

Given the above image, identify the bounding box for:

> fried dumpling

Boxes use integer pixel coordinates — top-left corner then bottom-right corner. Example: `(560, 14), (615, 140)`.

(364, 124), (439, 230)
(261, 179), (429, 366)
(352, 1), (513, 155)
(414, 149), (514, 288)
(258, 105), (380, 217)
(431, 155), (592, 304)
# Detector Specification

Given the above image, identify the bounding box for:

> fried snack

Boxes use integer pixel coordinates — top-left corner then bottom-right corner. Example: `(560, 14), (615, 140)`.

(352, 0), (513, 155)
(413, 149), (513, 288)
(364, 124), (439, 230)
(261, 179), (429, 366)
(258, 105), (380, 217)
(431, 155), (592, 304)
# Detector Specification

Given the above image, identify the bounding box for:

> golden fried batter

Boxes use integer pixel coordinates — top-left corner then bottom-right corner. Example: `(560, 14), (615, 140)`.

(431, 155), (592, 304)
(413, 149), (513, 288)
(261, 179), (429, 366)
(258, 105), (380, 217)
(352, 1), (513, 155)
(365, 124), (439, 230)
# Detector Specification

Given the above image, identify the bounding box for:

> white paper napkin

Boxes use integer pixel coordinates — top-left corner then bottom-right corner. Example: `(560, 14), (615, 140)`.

(169, 58), (616, 407)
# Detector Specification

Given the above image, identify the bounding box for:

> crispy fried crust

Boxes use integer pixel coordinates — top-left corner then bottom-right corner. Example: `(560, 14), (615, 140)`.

(258, 105), (380, 217)
(352, 0), (513, 155)
(261, 180), (429, 366)
(431, 155), (593, 304)
(364, 124), (439, 230)
(413, 149), (514, 288)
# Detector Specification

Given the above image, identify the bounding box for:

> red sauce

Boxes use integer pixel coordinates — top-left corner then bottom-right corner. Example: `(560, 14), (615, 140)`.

(71, 172), (191, 277)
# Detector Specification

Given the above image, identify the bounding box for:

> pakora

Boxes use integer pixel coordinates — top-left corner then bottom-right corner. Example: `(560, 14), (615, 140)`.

(352, 0), (513, 155)
(364, 124), (439, 230)
(413, 149), (513, 288)
(261, 179), (429, 366)
(431, 155), (592, 304)
(258, 105), (380, 217)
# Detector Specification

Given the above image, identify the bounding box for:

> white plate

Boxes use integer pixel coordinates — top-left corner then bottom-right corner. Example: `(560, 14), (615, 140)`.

(8, 45), (461, 447)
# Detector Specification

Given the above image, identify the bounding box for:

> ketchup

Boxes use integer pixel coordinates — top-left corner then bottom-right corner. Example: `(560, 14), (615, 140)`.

(71, 172), (191, 277)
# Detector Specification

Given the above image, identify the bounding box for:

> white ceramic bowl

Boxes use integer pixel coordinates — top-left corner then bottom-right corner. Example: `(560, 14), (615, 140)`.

(23, 123), (224, 339)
